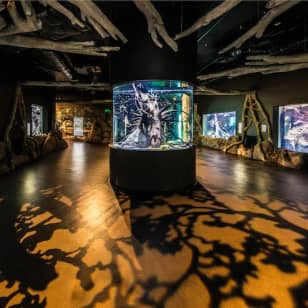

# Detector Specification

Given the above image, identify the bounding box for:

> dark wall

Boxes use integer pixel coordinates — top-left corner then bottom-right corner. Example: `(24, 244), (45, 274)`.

(197, 69), (308, 145)
(108, 1), (197, 84)
(0, 84), (55, 139)
(22, 86), (56, 133)
(0, 83), (16, 140)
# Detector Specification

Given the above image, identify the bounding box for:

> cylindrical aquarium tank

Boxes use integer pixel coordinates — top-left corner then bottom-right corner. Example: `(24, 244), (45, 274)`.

(113, 80), (194, 150)
(110, 80), (196, 191)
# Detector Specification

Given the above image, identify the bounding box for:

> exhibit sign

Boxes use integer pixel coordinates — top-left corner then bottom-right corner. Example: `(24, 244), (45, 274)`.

(74, 117), (84, 137)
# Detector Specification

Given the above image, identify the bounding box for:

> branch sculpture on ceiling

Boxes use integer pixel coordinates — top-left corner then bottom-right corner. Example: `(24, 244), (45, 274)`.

(134, 0), (178, 52)
(0, 0), (126, 56)
(67, 0), (127, 43)
(0, 35), (120, 56)
(39, 0), (85, 29)
(266, 0), (290, 9)
(195, 85), (250, 96)
(0, 1), (6, 30)
(197, 63), (308, 81)
(219, 0), (300, 54)
(245, 53), (308, 65)
(198, 52), (308, 81)
(0, 0), (42, 37)
(21, 81), (111, 91)
(175, 0), (241, 41)
(41, 0), (126, 42)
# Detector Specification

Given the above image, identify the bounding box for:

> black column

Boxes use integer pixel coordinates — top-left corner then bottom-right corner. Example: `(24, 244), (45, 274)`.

(107, 1), (197, 84)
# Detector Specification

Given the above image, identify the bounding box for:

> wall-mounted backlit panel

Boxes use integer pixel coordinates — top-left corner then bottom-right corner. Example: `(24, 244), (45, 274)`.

(278, 103), (308, 153)
(203, 111), (236, 139)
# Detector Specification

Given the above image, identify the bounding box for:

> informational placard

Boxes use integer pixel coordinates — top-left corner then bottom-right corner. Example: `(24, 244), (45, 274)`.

(238, 122), (242, 134)
(74, 117), (84, 137)
(261, 124), (267, 133)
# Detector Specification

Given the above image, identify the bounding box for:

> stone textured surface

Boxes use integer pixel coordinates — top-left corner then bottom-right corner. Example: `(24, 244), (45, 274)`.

(276, 149), (305, 169)
(199, 135), (305, 169)
(42, 131), (68, 155)
(237, 144), (253, 159)
(199, 135), (240, 154)
(86, 119), (112, 144)
(0, 131), (68, 175)
(252, 140), (275, 161)
(200, 136), (227, 150)
(56, 103), (112, 144)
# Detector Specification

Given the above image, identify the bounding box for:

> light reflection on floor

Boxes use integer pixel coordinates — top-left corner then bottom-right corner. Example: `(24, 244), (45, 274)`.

(0, 143), (307, 307)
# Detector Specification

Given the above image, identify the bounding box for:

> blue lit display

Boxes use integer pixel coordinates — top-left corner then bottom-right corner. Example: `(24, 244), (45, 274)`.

(113, 80), (193, 150)
(203, 111), (236, 139)
(278, 103), (308, 153)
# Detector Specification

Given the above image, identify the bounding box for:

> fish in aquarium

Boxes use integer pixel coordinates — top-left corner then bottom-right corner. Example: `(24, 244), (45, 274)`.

(279, 103), (308, 153)
(202, 111), (236, 139)
(113, 80), (193, 150)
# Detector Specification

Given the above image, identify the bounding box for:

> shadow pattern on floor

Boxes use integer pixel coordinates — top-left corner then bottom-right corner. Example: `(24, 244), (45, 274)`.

(0, 147), (307, 307)
(116, 182), (308, 307)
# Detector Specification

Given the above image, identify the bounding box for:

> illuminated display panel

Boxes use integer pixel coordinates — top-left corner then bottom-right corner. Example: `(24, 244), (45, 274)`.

(203, 111), (236, 139)
(31, 104), (43, 136)
(278, 103), (308, 153)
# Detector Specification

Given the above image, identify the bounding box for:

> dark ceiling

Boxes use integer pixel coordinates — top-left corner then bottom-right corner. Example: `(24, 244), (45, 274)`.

(197, 1), (308, 75)
(0, 1), (308, 86)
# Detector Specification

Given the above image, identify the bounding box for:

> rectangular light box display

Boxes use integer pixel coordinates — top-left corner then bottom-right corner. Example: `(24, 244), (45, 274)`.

(31, 104), (44, 136)
(278, 103), (308, 153)
(73, 117), (84, 137)
(203, 111), (236, 139)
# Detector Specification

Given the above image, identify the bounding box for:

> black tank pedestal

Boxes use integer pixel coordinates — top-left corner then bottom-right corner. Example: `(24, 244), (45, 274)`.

(109, 146), (196, 192)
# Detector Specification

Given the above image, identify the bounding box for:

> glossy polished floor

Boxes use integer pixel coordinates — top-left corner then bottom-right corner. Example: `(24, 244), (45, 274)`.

(0, 142), (307, 308)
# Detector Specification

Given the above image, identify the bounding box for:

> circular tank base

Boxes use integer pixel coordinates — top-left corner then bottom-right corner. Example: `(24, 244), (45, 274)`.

(109, 146), (196, 191)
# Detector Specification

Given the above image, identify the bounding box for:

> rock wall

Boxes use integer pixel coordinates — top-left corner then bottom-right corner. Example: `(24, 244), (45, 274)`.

(199, 136), (305, 169)
(0, 83), (66, 176)
(56, 103), (112, 144)
(0, 131), (68, 176)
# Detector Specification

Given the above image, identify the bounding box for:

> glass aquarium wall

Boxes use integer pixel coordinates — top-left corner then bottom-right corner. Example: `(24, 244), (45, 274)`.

(278, 103), (308, 153)
(113, 80), (193, 150)
(203, 111), (236, 139)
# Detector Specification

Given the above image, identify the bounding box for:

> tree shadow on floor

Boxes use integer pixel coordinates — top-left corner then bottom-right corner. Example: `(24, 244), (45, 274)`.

(115, 182), (308, 307)
(0, 179), (307, 307)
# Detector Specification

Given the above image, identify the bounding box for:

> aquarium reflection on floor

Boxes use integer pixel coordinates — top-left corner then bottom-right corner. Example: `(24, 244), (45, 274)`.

(113, 80), (194, 150)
